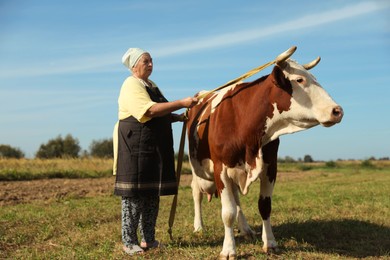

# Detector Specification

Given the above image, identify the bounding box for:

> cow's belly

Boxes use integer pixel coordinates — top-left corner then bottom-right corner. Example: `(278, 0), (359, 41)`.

(190, 158), (214, 179)
(190, 158), (215, 194)
(190, 158), (250, 194)
(192, 174), (216, 195)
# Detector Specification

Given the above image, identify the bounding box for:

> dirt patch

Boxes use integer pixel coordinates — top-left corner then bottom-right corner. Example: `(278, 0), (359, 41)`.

(0, 172), (317, 206)
(0, 177), (113, 206)
(0, 175), (194, 206)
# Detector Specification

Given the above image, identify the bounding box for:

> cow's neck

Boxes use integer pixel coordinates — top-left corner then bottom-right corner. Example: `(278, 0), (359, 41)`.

(261, 66), (309, 144)
(233, 66), (298, 146)
(263, 109), (309, 144)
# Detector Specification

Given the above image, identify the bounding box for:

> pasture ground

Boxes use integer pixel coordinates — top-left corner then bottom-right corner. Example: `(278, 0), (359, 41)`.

(0, 160), (389, 259)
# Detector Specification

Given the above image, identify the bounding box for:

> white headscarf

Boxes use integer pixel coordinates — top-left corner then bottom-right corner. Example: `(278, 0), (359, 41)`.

(121, 48), (148, 70)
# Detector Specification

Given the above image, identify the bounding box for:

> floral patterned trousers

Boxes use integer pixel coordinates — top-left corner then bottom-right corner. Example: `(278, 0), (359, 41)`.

(121, 195), (160, 247)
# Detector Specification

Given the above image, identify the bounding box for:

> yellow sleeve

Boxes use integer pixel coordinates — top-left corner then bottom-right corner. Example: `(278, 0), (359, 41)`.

(118, 76), (156, 123)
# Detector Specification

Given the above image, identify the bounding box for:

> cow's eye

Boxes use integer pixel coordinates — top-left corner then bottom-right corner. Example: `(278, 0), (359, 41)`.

(296, 78), (304, 83)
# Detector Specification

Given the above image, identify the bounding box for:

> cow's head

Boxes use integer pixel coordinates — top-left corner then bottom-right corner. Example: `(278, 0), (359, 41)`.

(275, 50), (344, 130)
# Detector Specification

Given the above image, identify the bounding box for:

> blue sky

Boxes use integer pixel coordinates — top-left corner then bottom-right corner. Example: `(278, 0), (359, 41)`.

(0, 0), (389, 160)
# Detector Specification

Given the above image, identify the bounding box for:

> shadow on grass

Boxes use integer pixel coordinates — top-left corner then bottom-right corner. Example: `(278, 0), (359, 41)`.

(169, 219), (389, 259)
(272, 219), (390, 258)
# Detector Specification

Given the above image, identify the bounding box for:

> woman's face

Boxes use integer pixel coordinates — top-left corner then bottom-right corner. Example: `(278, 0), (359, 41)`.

(132, 53), (153, 80)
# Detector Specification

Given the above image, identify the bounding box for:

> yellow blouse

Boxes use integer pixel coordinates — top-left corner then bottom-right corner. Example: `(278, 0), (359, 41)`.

(113, 76), (159, 175)
(118, 76), (157, 122)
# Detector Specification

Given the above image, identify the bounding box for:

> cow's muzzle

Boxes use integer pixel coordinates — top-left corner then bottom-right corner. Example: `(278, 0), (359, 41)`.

(322, 106), (344, 127)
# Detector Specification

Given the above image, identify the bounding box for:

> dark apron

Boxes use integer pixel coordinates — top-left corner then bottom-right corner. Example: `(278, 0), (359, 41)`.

(114, 86), (177, 197)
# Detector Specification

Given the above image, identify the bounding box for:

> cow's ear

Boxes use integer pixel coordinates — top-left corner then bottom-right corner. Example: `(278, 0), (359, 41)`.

(276, 60), (288, 70)
(273, 65), (291, 90)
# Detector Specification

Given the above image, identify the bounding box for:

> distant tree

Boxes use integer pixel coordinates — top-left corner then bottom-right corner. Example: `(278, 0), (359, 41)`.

(89, 138), (113, 158)
(0, 144), (25, 159)
(303, 155), (314, 163)
(80, 149), (89, 158)
(36, 134), (80, 159)
(278, 156), (296, 163)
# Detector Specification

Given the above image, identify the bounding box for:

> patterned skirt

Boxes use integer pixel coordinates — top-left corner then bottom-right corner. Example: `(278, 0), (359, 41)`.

(114, 116), (178, 197)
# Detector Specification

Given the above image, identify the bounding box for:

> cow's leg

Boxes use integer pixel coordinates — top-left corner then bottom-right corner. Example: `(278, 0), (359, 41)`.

(191, 174), (204, 232)
(232, 186), (256, 240)
(219, 167), (238, 259)
(258, 139), (280, 253)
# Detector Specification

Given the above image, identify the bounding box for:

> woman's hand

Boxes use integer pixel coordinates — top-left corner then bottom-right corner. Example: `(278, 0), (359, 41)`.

(180, 97), (198, 108)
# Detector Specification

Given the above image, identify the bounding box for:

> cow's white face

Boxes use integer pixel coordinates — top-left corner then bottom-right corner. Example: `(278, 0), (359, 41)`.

(283, 59), (343, 128)
(264, 59), (343, 142)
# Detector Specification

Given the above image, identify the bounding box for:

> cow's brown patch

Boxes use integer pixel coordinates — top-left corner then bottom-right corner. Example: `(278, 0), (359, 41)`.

(187, 66), (292, 194)
(262, 138), (280, 183)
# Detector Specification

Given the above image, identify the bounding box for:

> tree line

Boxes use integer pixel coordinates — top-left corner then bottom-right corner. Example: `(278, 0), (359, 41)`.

(0, 134), (113, 159)
(1, 134), (388, 161)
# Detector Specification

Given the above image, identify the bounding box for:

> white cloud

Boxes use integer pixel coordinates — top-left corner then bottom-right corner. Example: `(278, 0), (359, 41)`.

(0, 2), (388, 78)
(153, 2), (389, 57)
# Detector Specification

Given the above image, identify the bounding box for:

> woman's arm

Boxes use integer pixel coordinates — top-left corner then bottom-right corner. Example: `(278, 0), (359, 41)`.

(144, 97), (197, 118)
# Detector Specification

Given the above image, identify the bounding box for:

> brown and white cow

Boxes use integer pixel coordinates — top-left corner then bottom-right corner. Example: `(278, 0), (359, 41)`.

(186, 47), (343, 259)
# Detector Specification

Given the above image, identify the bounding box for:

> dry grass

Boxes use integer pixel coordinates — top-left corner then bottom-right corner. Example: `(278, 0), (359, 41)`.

(0, 158), (113, 180)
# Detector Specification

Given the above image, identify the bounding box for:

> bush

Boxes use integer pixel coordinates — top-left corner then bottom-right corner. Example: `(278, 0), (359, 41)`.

(36, 134), (81, 159)
(361, 160), (375, 168)
(325, 161), (337, 168)
(89, 139), (113, 158)
(299, 164), (313, 171)
(0, 144), (25, 159)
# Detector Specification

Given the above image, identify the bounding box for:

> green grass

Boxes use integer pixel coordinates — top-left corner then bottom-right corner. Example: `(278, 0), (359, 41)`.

(1, 161), (389, 259)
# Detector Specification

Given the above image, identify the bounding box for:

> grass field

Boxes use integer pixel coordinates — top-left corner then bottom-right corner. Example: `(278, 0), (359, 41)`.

(0, 158), (113, 181)
(0, 159), (389, 259)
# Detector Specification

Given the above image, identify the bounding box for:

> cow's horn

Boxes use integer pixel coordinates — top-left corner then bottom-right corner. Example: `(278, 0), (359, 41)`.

(303, 56), (321, 70)
(275, 46), (297, 64)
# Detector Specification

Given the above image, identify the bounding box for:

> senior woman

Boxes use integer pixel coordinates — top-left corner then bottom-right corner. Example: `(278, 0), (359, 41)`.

(113, 48), (197, 256)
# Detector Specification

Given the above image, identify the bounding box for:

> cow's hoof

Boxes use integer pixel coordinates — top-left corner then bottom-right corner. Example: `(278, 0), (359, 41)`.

(262, 245), (279, 254)
(193, 226), (203, 233)
(218, 253), (236, 260)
